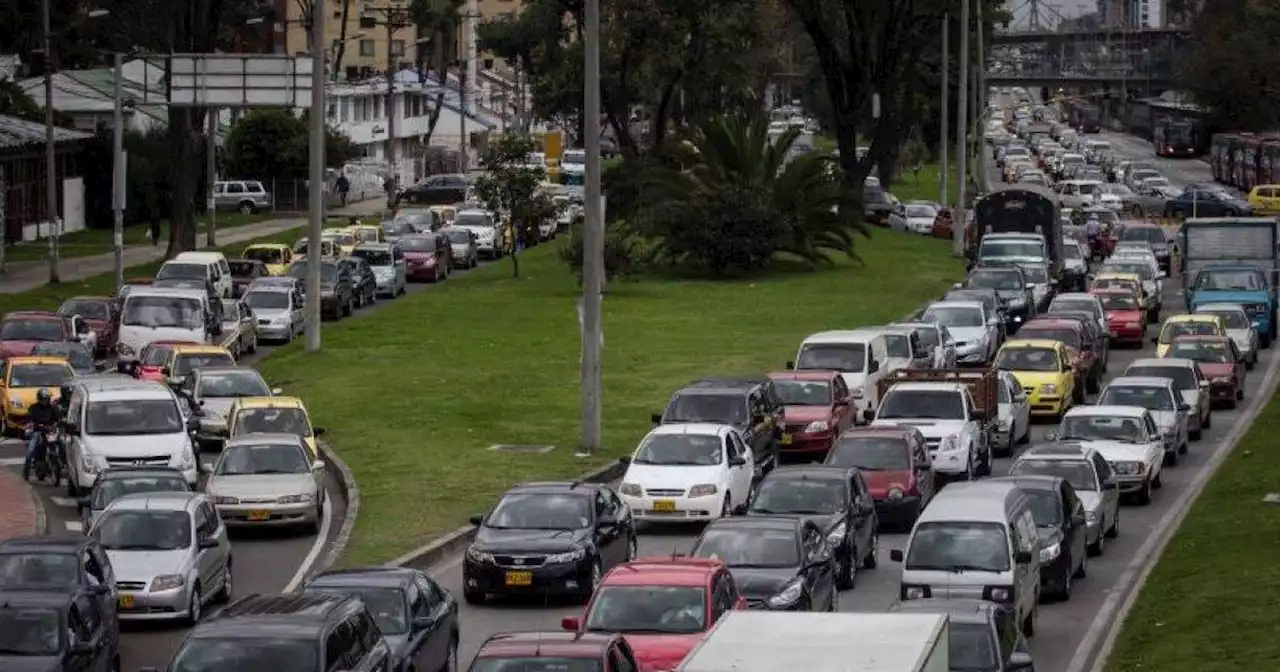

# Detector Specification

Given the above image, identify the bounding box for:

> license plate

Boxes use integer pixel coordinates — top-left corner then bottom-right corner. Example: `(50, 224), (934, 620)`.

(505, 571), (533, 587)
(247, 510), (270, 521)
(780, 434), (793, 445)
(118, 594), (134, 609)
(653, 499), (677, 512)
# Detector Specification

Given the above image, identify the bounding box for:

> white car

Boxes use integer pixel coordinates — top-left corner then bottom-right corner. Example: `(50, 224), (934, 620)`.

(618, 423), (755, 522)
(889, 203), (939, 235)
(1052, 405), (1164, 504)
(995, 370), (1031, 456)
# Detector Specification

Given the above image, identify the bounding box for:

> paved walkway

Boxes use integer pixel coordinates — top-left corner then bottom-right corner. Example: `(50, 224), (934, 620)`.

(0, 469), (39, 541)
(0, 199), (388, 295)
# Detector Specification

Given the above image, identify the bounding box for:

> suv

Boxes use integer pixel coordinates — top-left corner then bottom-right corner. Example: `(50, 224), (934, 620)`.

(655, 378), (783, 472)
(213, 180), (273, 214)
(162, 592), (391, 671)
(1008, 442), (1120, 556)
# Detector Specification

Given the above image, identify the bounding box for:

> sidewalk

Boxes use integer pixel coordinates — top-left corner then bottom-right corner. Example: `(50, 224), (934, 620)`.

(0, 199), (387, 295)
(0, 469), (40, 542)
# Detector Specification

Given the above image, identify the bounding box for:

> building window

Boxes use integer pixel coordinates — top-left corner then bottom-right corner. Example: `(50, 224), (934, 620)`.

(390, 40), (405, 57)
(359, 39), (376, 56)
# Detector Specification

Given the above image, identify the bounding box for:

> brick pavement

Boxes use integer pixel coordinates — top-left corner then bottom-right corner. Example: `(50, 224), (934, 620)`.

(0, 469), (40, 541)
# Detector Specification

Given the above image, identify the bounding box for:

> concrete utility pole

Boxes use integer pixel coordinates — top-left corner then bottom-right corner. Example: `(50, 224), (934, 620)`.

(206, 106), (218, 246)
(112, 52), (125, 291)
(954, 0), (971, 258)
(42, 0), (60, 283)
(459, 64), (468, 172)
(305, 0), (326, 352)
(579, 0), (604, 453)
(975, 0), (989, 194)
(940, 12), (949, 208)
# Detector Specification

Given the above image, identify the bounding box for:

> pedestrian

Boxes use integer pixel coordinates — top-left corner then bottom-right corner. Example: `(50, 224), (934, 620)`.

(336, 174), (350, 206)
(148, 219), (161, 247)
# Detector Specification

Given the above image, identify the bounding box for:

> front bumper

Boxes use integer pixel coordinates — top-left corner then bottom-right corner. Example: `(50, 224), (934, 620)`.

(258, 322), (293, 339)
(464, 557), (592, 597)
(406, 264), (437, 279)
(622, 492), (724, 522)
(117, 583), (194, 621)
(1026, 390), (1068, 416)
(1112, 473), (1148, 493)
(929, 449), (972, 475)
(779, 430), (834, 460)
(873, 495), (922, 528)
(215, 501), (318, 527)
(1040, 547), (1072, 592)
(76, 464), (198, 489)
(1209, 382), (1238, 404)
(955, 345), (988, 365)
(1107, 323), (1144, 344)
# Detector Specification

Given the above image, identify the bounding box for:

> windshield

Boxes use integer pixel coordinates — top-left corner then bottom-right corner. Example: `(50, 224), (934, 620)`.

(796, 343), (865, 372)
(1197, 309), (1249, 329)
(122, 296), (204, 329)
(486, 493), (591, 530)
(244, 291), (291, 311)
(692, 528), (799, 568)
(1160, 321), (1220, 343)
(58, 300), (110, 320)
(1021, 266), (1049, 283)
(1169, 340), (1232, 363)
(1194, 270), (1263, 291)
(1099, 294), (1140, 311)
(905, 522), (1010, 572)
(382, 222), (412, 237)
(1051, 300), (1100, 318)
(0, 318), (63, 341)
(924, 307), (983, 328)
(980, 240), (1043, 258)
(1093, 278), (1140, 294)
(454, 213), (489, 227)
(141, 346), (174, 366)
(155, 263), (206, 281)
(308, 586), (406, 634)
(174, 352), (235, 377)
(170, 637), (318, 672)
(289, 262), (338, 283)
(92, 476), (189, 509)
(879, 390), (965, 420)
(0, 608), (61, 656)
(8, 363), (73, 388)
(996, 347), (1060, 372)
(1011, 458), (1097, 491)
(1105, 263), (1153, 281)
(1061, 244), (1083, 261)
(469, 659), (601, 672)
(825, 437), (909, 470)
(399, 237), (435, 252)
(87, 399), (182, 435)
(352, 249), (394, 266)
(197, 371), (270, 398)
(1108, 184), (1135, 197)
(31, 343), (93, 371)
(1059, 415), (1146, 443)
(93, 510), (191, 551)
(967, 271), (1022, 290)
(0, 553), (78, 587)
(749, 477), (847, 515)
(1120, 227), (1165, 244)
(633, 434), (723, 466)
(949, 622), (999, 671)
(584, 586), (707, 634)
(216, 442), (310, 475)
(1017, 327), (1080, 349)
(444, 229), (472, 244)
(1144, 178), (1170, 187)
(228, 261), (260, 277)
(773, 380), (832, 405)
(1099, 384), (1174, 411)
(664, 393), (746, 424)
(905, 205), (936, 218)
(232, 407), (310, 437)
(1024, 489), (1062, 526)
(243, 248), (283, 264)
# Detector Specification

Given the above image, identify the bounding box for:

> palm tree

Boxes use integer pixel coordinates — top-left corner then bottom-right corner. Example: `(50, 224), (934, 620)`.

(635, 110), (863, 276)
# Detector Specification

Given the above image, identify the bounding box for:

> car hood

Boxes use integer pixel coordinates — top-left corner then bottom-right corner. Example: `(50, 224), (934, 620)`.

(403, 252), (433, 262)
(207, 473), (315, 499)
(0, 656), (60, 672)
(783, 405), (832, 423)
(860, 469), (913, 497)
(255, 308), (290, 320)
(1106, 310), (1142, 322)
(728, 567), (799, 598)
(472, 527), (587, 554)
(1079, 440), (1156, 464)
(948, 326), (988, 345)
(0, 340), (43, 357)
(624, 464), (724, 491)
(1198, 363), (1234, 378)
(1148, 410), (1178, 432)
(197, 398), (236, 420)
(871, 418), (967, 439)
(449, 243), (471, 255)
(1005, 371), (1062, 389)
(622, 634), (704, 672)
(81, 317), (111, 331)
(994, 289), (1025, 301)
(1190, 291), (1265, 305)
(1181, 389), (1202, 407)
(105, 548), (189, 582)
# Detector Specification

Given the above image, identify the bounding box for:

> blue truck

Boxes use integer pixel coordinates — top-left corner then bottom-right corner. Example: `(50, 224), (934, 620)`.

(1181, 217), (1279, 347)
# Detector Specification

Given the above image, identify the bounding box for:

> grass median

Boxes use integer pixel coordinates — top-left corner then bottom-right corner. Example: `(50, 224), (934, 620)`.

(1104, 380), (1280, 672)
(255, 230), (965, 565)
(4, 213), (273, 264)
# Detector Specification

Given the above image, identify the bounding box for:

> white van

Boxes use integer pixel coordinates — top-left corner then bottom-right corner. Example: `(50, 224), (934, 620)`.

(115, 287), (219, 364)
(165, 251), (232, 298)
(789, 329), (889, 422)
(890, 481), (1042, 637)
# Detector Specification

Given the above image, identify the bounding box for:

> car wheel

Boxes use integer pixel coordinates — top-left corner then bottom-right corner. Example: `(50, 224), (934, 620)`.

(1190, 423), (1202, 441)
(186, 584), (203, 626)
(1073, 550), (1087, 579)
(1107, 509), (1119, 538)
(836, 547), (856, 590)
(1087, 525), (1105, 556)
(1164, 449), (1178, 467)
(247, 334), (258, 354)
(1023, 608), (1036, 638)
(441, 639), (458, 672)
(1203, 411), (1212, 430)
(862, 533), (879, 569)
(1136, 479), (1152, 505)
(463, 588), (485, 605)
(1058, 560), (1073, 601)
(238, 202), (255, 215)
(216, 562), (233, 603)
(1179, 439), (1188, 455)
(581, 560), (602, 604)
(1153, 471), (1163, 488)
(626, 534), (637, 561)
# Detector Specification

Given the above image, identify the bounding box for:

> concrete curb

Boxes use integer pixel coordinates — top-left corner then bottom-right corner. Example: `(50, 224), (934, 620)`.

(386, 459), (631, 569)
(314, 443), (361, 575)
(27, 481), (47, 536)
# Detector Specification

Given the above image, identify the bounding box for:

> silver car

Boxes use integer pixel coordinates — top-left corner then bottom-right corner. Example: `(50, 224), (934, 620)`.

(1009, 443), (1121, 556)
(204, 434), (327, 532)
(920, 300), (1000, 365)
(90, 491), (232, 624)
(893, 321), (957, 369)
(1097, 376), (1191, 463)
(352, 243), (407, 297)
(243, 287), (305, 342)
(441, 227), (480, 269)
(1195, 303), (1259, 369)
(1124, 358), (1211, 441)
(176, 366), (280, 450)
(77, 466), (191, 532)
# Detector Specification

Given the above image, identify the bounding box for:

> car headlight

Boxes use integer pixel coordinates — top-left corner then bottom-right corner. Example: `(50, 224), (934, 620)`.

(150, 574), (185, 592)
(887, 487), (905, 500)
(826, 522), (847, 546)
(938, 435), (962, 452)
(1040, 383), (1058, 394)
(213, 495), (240, 505)
(850, 389), (865, 399)
(986, 587), (1011, 602)
(766, 579), (805, 608)
(804, 421), (830, 433)
(9, 399), (21, 408)
(273, 315), (291, 325)
(619, 482), (642, 497)
(81, 452), (103, 474)
(688, 484), (718, 498)
(904, 585), (928, 599)
(1039, 542), (1061, 563)
(545, 548), (587, 564)
(278, 493), (314, 504)
(171, 449), (195, 470)
(116, 342), (135, 357)
(466, 547), (495, 564)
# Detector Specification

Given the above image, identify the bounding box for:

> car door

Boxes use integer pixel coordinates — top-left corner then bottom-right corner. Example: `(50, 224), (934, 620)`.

(849, 471), (875, 555)
(1090, 452), (1120, 525)
(402, 579), (440, 671)
(392, 246), (407, 289)
(938, 326), (957, 367)
(1141, 414), (1163, 472)
(81, 547), (115, 628)
(63, 602), (100, 672)
(291, 290), (306, 331)
(831, 377), (854, 432)
(191, 504), (217, 592)
(745, 391), (771, 464)
(204, 502), (230, 591)
(239, 302), (256, 348)
(1229, 339), (1246, 383)
(593, 490), (624, 566)
(802, 524), (834, 608)
(415, 576), (455, 670)
(725, 432), (752, 505)
(1190, 365), (1211, 422)
(909, 432), (935, 502)
(1061, 482), (1087, 569)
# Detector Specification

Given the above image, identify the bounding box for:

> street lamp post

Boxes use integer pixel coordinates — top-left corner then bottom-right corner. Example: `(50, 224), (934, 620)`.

(305, 0), (327, 352)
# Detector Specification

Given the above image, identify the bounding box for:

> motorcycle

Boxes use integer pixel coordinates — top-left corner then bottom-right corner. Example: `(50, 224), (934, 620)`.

(25, 424), (63, 486)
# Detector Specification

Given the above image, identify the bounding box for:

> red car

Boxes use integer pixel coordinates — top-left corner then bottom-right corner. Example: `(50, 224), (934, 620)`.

(1168, 335), (1246, 408)
(122, 340), (199, 381)
(401, 234), (452, 282)
(824, 426), (935, 530)
(57, 296), (119, 358)
(562, 557), (743, 672)
(1092, 289), (1146, 347)
(0, 311), (75, 359)
(767, 371), (856, 461)
(471, 631), (641, 672)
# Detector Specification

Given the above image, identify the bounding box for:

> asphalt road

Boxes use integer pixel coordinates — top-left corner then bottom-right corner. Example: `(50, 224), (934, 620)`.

(407, 132), (1267, 671)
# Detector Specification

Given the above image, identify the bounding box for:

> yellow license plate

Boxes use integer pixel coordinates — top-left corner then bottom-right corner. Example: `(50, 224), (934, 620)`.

(118, 594), (134, 609)
(780, 434), (793, 445)
(247, 510), (270, 521)
(653, 499), (676, 512)
(505, 571), (533, 587)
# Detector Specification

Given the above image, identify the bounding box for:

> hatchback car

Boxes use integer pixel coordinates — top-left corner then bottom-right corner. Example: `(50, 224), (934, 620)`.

(205, 434), (327, 532)
(76, 466), (191, 532)
(689, 516), (837, 612)
(824, 426), (935, 530)
(1009, 442), (1120, 556)
(619, 423), (755, 523)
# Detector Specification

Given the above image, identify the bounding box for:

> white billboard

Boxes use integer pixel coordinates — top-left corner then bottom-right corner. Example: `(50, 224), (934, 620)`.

(168, 54), (315, 107)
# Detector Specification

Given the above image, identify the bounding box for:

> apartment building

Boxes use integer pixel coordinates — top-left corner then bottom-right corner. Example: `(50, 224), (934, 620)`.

(279, 0), (423, 81)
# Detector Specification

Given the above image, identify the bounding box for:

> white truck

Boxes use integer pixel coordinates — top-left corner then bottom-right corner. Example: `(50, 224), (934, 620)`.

(871, 369), (998, 481)
(676, 611), (949, 672)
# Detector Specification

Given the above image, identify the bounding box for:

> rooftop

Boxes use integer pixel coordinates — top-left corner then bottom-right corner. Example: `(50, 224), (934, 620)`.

(0, 114), (92, 150)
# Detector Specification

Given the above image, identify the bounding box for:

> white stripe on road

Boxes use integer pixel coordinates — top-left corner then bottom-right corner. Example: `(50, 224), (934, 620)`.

(50, 496), (77, 508)
(65, 521), (83, 532)
(282, 490), (334, 592)
(0, 457), (24, 467)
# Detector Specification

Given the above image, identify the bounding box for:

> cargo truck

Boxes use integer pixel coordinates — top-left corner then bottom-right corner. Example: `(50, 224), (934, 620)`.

(1180, 217), (1279, 347)
(969, 185), (1063, 281)
(675, 611), (949, 672)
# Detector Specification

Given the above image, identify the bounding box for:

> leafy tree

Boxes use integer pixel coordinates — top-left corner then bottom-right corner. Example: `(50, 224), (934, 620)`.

(471, 134), (557, 278)
(558, 217), (643, 282)
(1183, 0), (1280, 130)
(407, 0), (463, 148)
(224, 109), (360, 180)
(631, 111), (855, 277)
(0, 80), (50, 123)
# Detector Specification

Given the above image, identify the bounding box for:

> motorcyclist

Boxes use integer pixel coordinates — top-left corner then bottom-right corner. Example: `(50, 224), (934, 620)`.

(1085, 214), (1102, 258)
(23, 389), (61, 482)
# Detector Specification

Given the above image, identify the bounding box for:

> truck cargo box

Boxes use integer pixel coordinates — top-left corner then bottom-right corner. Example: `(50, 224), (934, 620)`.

(875, 367), (1000, 418)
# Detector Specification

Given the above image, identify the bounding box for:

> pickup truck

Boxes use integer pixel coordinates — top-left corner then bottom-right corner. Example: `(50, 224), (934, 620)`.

(869, 368), (999, 482)
(1181, 218), (1278, 347)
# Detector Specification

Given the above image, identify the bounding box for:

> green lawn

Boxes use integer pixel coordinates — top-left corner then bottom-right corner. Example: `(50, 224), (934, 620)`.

(255, 231), (965, 565)
(4, 213), (272, 264)
(1104, 384), (1280, 672)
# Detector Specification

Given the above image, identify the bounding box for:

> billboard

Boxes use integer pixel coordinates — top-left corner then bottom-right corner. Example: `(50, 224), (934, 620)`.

(167, 54), (315, 107)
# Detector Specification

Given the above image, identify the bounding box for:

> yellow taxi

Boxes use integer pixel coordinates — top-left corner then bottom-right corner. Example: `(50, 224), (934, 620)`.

(1090, 272), (1146, 302)
(241, 243), (295, 276)
(1156, 314), (1227, 357)
(321, 229), (358, 256)
(161, 344), (237, 387)
(224, 396), (324, 458)
(0, 356), (75, 435)
(1247, 184), (1280, 215)
(294, 237), (341, 260)
(994, 339), (1077, 419)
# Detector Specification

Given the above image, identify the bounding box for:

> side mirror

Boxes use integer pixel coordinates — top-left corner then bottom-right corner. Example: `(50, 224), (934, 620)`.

(412, 615), (434, 631)
(94, 362), (107, 372)
(868, 360), (880, 373)
(186, 417), (201, 433)
(728, 456), (746, 467)
(862, 409), (875, 423)
(1198, 380), (1209, 389)
(313, 427), (327, 436)
(889, 549), (904, 562)
(1008, 651), (1035, 670)
(1177, 403), (1191, 412)
(1014, 550), (1033, 564)
(200, 463), (215, 475)
(63, 422), (79, 435)
(1045, 431), (1059, 441)
(1103, 478), (1119, 490)
(312, 460), (327, 471)
(968, 409), (983, 421)
(561, 616), (581, 631)
(650, 412), (663, 425)
(1150, 335), (1159, 343)
(271, 387), (283, 395)
(198, 537), (220, 549)
(469, 514), (484, 526)
(115, 361), (130, 374)
(160, 367), (172, 376)
(785, 360), (795, 370)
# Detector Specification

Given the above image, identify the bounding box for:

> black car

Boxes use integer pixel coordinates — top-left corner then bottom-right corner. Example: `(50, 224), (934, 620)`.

(863, 187), (895, 226)
(890, 598), (1035, 671)
(32, 341), (103, 376)
(990, 475), (1087, 601)
(0, 588), (121, 672)
(463, 482), (637, 604)
(289, 260), (354, 320)
(0, 537), (118, 633)
(689, 516), (837, 612)
(76, 466), (191, 532)
(303, 567), (458, 672)
(340, 257), (379, 308)
(655, 378), (783, 473)
(963, 266), (1034, 329)
(400, 174), (469, 206)
(746, 466), (879, 590)
(228, 260), (269, 298)
(1163, 185), (1251, 218)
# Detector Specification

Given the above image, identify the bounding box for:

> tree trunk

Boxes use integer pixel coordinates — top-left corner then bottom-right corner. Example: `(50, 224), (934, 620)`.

(332, 0), (351, 81)
(165, 108), (202, 257)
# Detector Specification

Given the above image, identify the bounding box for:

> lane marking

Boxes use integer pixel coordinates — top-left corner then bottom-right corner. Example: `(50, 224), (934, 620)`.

(50, 496), (77, 508)
(0, 457), (24, 467)
(65, 521), (83, 532)
(282, 490), (334, 592)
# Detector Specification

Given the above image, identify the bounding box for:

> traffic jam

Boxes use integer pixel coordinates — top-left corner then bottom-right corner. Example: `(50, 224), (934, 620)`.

(0, 92), (1272, 672)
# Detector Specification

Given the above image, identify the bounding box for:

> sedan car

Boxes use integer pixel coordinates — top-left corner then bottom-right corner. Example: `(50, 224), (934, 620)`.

(1194, 302), (1259, 369)
(1165, 336), (1246, 408)
(178, 366), (280, 448)
(30, 340), (103, 377)
(339, 256), (379, 308)
(767, 371), (856, 461)
(1163, 185), (1252, 218)
(242, 286), (305, 343)
(218, 298), (258, 360)
(1093, 289), (1146, 347)
(56, 296), (118, 358)
(352, 243), (408, 297)
(75, 466), (190, 532)
(1125, 358), (1211, 440)
(888, 203), (938, 234)
(89, 491), (231, 624)
(920, 300), (999, 365)
(288, 259), (354, 319)
(689, 516), (837, 612)
(994, 370), (1031, 456)
(1051, 406), (1164, 504)
(204, 434), (326, 532)
(1097, 376), (1191, 462)
(618, 423), (754, 522)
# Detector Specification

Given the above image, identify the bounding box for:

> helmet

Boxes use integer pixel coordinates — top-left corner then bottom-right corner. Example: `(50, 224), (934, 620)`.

(36, 389), (51, 403)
